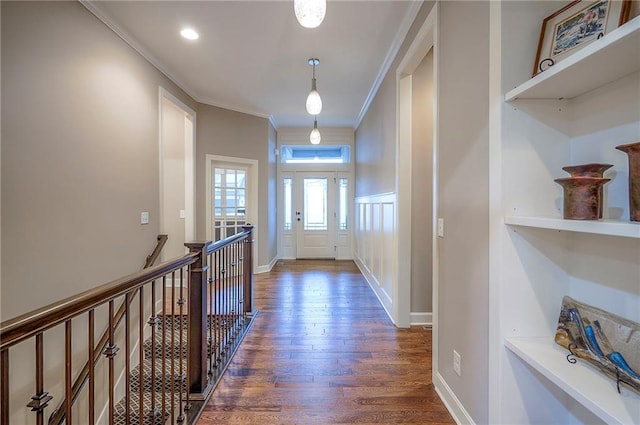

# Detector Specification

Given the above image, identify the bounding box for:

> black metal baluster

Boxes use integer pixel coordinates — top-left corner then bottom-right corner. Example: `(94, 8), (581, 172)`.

(161, 276), (167, 420)
(148, 280), (159, 420)
(177, 268), (185, 422)
(88, 310), (95, 425)
(27, 333), (52, 425)
(104, 300), (119, 425)
(1, 349), (9, 425)
(138, 287), (144, 425)
(64, 321), (72, 425)
(125, 293), (131, 425)
(170, 271), (176, 425)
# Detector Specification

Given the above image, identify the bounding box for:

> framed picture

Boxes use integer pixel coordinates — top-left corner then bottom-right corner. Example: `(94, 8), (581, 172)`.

(532, 0), (631, 76)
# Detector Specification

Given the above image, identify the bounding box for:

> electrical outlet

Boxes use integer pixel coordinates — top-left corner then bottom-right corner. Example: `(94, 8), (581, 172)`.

(453, 350), (461, 376)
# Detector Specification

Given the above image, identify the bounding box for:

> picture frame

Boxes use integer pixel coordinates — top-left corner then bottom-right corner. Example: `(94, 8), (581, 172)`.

(532, 0), (631, 76)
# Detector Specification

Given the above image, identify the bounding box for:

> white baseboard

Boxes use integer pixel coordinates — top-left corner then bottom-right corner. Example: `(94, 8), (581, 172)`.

(256, 256), (278, 274)
(410, 312), (432, 326)
(434, 372), (475, 425)
(353, 255), (396, 326)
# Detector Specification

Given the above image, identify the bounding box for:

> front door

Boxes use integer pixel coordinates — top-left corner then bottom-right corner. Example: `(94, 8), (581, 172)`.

(295, 172), (336, 258)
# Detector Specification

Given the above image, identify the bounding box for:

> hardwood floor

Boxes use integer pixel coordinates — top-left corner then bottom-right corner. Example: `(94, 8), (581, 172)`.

(197, 260), (454, 425)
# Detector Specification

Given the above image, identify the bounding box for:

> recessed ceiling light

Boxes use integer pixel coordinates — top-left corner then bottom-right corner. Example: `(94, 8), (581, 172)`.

(180, 28), (199, 40)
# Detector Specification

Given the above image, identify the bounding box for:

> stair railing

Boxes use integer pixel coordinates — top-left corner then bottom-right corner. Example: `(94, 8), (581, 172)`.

(47, 234), (168, 425)
(0, 226), (255, 425)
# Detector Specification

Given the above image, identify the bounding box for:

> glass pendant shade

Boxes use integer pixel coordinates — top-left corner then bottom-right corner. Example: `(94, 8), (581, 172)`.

(306, 79), (322, 115)
(310, 119), (321, 145)
(294, 0), (326, 29)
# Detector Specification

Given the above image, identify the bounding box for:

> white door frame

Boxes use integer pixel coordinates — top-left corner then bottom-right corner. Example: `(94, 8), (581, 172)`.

(158, 87), (196, 254)
(205, 154), (259, 272)
(395, 2), (439, 365)
(295, 171), (336, 259)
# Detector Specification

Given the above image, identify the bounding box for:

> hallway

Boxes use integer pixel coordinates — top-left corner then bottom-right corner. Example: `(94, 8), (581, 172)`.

(197, 260), (454, 424)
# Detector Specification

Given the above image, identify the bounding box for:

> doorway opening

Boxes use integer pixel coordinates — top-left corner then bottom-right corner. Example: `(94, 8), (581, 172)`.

(395, 2), (439, 376)
(206, 155), (258, 271)
(159, 88), (195, 261)
(211, 165), (248, 241)
(276, 130), (355, 260)
(280, 171), (351, 260)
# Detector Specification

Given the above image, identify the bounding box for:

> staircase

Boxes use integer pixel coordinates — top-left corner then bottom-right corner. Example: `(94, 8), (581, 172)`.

(0, 227), (255, 425)
(112, 312), (252, 425)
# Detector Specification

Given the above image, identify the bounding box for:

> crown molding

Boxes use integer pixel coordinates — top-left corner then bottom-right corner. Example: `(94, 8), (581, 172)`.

(195, 96), (272, 120)
(81, 0), (273, 123)
(80, 1), (200, 100)
(354, 0), (422, 130)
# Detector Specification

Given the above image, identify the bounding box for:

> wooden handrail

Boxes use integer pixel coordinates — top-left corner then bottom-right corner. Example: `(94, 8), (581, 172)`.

(47, 234), (169, 425)
(205, 226), (253, 255)
(1, 227), (255, 425)
(144, 234), (168, 268)
(0, 252), (197, 350)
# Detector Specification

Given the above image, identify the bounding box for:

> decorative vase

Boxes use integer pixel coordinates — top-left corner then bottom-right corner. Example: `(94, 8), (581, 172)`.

(615, 142), (640, 222)
(561, 163), (613, 218)
(554, 177), (611, 220)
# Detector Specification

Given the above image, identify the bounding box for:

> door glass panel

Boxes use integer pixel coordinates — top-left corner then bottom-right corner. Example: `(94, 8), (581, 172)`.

(303, 178), (328, 231)
(338, 178), (348, 230)
(237, 170), (246, 188)
(213, 166), (248, 241)
(283, 178), (292, 231)
(226, 171), (236, 187)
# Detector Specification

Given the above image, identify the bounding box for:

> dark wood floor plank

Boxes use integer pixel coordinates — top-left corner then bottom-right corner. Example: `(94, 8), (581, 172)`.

(197, 260), (454, 425)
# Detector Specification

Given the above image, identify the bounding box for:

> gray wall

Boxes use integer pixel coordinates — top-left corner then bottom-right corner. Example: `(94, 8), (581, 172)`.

(355, 2), (436, 198)
(354, 1), (490, 422)
(354, 74), (397, 197)
(195, 104), (276, 268)
(410, 50), (434, 314)
(161, 98), (188, 259)
(437, 1), (490, 422)
(1, 1), (198, 320)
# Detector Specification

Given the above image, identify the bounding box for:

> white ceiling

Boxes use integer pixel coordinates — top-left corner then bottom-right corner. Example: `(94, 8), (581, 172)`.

(84, 1), (420, 129)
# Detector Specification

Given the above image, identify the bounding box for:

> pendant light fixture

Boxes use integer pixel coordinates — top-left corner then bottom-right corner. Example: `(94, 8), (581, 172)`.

(306, 58), (322, 116)
(310, 117), (321, 145)
(294, 0), (326, 29)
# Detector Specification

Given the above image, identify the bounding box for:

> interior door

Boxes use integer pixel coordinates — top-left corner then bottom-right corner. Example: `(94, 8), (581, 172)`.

(295, 172), (335, 258)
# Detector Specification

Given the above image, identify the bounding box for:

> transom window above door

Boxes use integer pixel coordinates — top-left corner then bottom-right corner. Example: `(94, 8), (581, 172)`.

(280, 145), (351, 164)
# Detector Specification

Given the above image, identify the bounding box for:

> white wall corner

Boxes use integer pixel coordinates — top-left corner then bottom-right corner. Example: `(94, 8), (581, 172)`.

(410, 312), (432, 326)
(435, 372), (476, 425)
(256, 256), (278, 274)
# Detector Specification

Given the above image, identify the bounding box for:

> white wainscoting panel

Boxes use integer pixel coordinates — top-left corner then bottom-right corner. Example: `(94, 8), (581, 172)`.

(354, 193), (397, 323)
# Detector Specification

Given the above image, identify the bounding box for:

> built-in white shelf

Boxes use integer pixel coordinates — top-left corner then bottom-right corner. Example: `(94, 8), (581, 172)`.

(505, 216), (640, 238)
(505, 337), (640, 425)
(505, 16), (640, 102)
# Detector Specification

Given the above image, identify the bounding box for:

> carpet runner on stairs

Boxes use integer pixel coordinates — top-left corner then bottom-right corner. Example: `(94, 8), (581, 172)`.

(112, 313), (252, 425)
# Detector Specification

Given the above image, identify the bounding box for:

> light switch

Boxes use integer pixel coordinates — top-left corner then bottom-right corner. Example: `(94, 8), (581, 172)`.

(141, 211), (149, 225)
(437, 218), (444, 237)
(179, 209), (186, 219)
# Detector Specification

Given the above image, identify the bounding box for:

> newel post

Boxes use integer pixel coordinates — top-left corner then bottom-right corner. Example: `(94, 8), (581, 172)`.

(185, 241), (212, 399)
(242, 226), (254, 314)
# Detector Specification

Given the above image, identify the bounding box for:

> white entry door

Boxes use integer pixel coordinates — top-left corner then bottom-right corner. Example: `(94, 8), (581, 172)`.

(295, 172), (336, 258)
